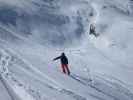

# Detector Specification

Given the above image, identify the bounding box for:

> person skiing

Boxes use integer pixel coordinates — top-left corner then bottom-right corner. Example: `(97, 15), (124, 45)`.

(89, 24), (99, 37)
(53, 52), (70, 75)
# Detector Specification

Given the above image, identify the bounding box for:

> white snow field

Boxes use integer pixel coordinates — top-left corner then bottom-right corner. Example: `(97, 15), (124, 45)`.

(0, 0), (133, 100)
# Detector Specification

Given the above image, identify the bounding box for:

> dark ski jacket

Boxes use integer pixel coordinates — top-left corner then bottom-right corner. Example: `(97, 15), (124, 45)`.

(53, 53), (68, 64)
(90, 24), (95, 34)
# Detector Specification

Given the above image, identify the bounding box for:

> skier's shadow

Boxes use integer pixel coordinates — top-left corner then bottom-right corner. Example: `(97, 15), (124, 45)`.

(69, 73), (92, 86)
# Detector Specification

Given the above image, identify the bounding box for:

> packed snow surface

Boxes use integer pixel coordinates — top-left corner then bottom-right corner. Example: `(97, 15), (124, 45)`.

(0, 0), (133, 100)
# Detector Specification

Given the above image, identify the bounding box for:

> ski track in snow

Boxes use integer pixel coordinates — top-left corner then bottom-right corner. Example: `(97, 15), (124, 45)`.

(0, 27), (133, 100)
(0, 43), (133, 100)
(0, 48), (39, 100)
(0, 46), (92, 100)
(0, 75), (15, 100)
(0, 43), (109, 100)
(72, 74), (133, 100)
(0, 1), (133, 100)
(0, 27), (132, 100)
(0, 42), (111, 100)
(0, 44), (88, 100)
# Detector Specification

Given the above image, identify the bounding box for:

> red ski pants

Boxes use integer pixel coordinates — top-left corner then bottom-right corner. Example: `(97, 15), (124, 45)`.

(61, 64), (70, 75)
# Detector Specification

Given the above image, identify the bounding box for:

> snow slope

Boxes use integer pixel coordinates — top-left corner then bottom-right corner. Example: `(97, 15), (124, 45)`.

(0, 0), (133, 100)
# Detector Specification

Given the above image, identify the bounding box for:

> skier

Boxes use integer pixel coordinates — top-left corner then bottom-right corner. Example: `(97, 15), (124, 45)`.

(89, 24), (99, 37)
(53, 53), (70, 75)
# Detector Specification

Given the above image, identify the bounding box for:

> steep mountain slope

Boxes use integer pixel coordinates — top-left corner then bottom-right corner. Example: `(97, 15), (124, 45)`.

(0, 0), (133, 100)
